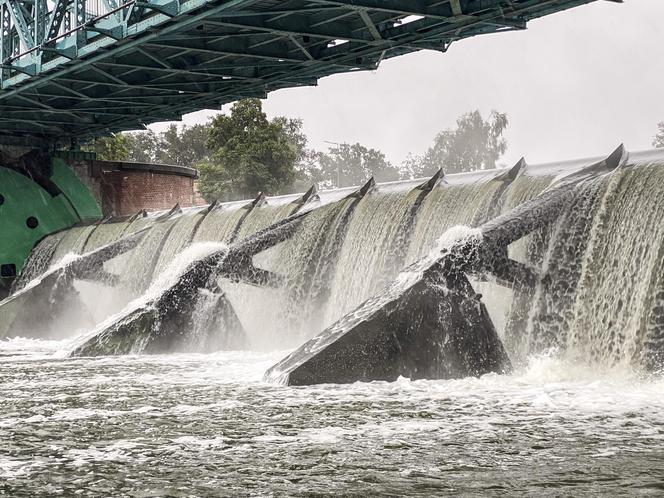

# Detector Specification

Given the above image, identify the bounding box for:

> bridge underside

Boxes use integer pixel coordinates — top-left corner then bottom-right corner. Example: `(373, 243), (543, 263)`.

(0, 0), (607, 142)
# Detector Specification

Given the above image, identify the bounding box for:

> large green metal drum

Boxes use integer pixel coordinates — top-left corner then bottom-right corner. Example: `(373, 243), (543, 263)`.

(0, 156), (101, 296)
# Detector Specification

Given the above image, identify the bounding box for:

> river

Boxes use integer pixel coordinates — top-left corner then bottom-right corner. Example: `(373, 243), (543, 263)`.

(2, 338), (663, 497)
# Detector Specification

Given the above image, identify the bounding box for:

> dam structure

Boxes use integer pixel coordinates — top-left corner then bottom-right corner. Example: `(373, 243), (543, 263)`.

(2, 145), (664, 495)
(2, 145), (663, 383)
(0, 0), (620, 302)
(0, 0), (624, 296)
(4, 2), (664, 493)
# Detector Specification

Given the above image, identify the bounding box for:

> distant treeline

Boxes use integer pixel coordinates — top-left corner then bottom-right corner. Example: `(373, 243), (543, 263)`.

(655, 122), (664, 149)
(87, 99), (509, 202)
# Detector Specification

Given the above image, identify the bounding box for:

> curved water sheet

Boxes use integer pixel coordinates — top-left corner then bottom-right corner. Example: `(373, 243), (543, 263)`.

(105, 216), (181, 295)
(323, 187), (427, 325)
(233, 202), (298, 241)
(472, 173), (554, 335)
(560, 164), (664, 369)
(401, 177), (514, 337)
(505, 176), (609, 359)
(0, 255), (95, 341)
(497, 150), (664, 371)
(404, 181), (502, 265)
(501, 174), (555, 262)
(10, 231), (68, 293)
(151, 208), (207, 278)
(82, 220), (131, 252)
(224, 195), (362, 349)
(49, 225), (98, 264)
(0, 229), (150, 340)
(69, 242), (247, 357)
(268, 154), (641, 385)
(13, 220), (134, 294)
(69, 210), (312, 356)
(193, 203), (249, 243)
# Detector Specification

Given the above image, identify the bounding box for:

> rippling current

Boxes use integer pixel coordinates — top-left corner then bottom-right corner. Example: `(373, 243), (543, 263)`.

(2, 339), (663, 497)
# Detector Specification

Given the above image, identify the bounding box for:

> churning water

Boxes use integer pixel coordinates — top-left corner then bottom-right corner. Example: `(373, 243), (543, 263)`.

(2, 151), (664, 495)
(2, 341), (664, 496)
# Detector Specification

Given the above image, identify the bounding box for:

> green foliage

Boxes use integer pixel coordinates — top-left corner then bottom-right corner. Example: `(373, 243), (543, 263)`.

(412, 110), (508, 177)
(87, 125), (211, 166)
(198, 99), (302, 201)
(304, 143), (400, 188)
(85, 104), (510, 200)
(124, 130), (161, 163)
(90, 134), (131, 161)
(654, 122), (664, 148)
(155, 124), (211, 166)
(124, 125), (211, 166)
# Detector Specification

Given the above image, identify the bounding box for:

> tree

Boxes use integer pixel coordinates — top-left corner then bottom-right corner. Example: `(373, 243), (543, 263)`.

(309, 143), (400, 188)
(198, 99), (302, 201)
(654, 122), (664, 148)
(124, 130), (162, 163)
(413, 110), (508, 177)
(399, 153), (424, 181)
(89, 134), (131, 161)
(155, 124), (211, 166)
(85, 124), (212, 165)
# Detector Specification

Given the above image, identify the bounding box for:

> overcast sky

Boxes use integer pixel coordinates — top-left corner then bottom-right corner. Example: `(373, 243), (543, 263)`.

(159, 0), (664, 168)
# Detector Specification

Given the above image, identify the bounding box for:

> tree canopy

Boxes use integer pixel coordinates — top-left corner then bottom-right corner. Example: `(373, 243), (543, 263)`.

(89, 134), (131, 161)
(155, 124), (210, 166)
(302, 143), (400, 189)
(654, 122), (664, 148)
(197, 99), (303, 201)
(410, 110), (508, 177)
(81, 103), (511, 198)
(87, 125), (210, 165)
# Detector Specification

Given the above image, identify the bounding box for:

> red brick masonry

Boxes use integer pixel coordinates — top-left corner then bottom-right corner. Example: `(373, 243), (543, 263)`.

(101, 170), (195, 217)
(69, 159), (204, 217)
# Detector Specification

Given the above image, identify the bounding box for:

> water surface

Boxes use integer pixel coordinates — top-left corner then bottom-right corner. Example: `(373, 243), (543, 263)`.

(2, 339), (663, 497)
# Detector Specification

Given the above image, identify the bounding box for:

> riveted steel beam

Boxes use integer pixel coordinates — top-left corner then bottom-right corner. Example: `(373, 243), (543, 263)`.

(0, 0), (612, 141)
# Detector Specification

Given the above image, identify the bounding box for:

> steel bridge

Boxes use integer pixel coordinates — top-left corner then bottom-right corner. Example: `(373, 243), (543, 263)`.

(0, 0), (618, 142)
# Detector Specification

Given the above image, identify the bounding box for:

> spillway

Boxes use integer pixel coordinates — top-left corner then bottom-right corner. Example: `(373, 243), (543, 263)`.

(2, 148), (664, 374)
(2, 147), (664, 495)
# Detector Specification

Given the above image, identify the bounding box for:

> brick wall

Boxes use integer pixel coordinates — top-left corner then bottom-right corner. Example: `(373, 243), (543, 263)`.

(1, 150), (201, 218)
(101, 170), (197, 217)
(60, 156), (200, 218)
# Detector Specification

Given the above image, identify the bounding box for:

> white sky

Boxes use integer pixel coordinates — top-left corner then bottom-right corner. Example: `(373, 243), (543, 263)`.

(154, 0), (664, 168)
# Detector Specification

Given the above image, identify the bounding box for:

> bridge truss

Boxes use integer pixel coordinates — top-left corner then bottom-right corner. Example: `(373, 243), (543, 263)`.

(0, 0), (616, 142)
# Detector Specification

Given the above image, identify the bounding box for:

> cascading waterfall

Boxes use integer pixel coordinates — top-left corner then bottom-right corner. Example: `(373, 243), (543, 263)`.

(404, 181), (502, 265)
(323, 189), (423, 324)
(4, 149), (664, 372)
(151, 210), (207, 278)
(562, 165), (664, 368)
(509, 177), (609, 358)
(233, 202), (299, 241)
(221, 198), (359, 349)
(504, 159), (664, 370)
(11, 231), (67, 292)
(50, 225), (98, 262)
(193, 204), (249, 243)
(500, 175), (554, 262)
(83, 221), (131, 252)
(475, 175), (555, 335)
(116, 217), (183, 294)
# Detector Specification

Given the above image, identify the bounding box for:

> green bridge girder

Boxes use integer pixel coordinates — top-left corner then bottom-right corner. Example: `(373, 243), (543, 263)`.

(0, 0), (619, 142)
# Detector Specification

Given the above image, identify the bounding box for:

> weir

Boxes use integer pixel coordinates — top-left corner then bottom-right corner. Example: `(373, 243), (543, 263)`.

(1, 146), (664, 385)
